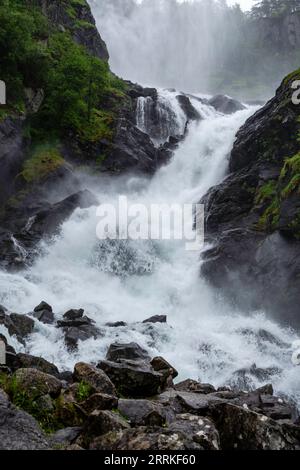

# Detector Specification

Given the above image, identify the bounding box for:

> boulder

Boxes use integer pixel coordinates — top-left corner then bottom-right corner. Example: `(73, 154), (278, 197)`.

(83, 410), (130, 446)
(208, 94), (245, 114)
(106, 342), (150, 362)
(142, 315), (167, 324)
(33, 309), (54, 324)
(50, 427), (82, 447)
(118, 399), (174, 426)
(105, 321), (127, 328)
(81, 393), (118, 414)
(176, 95), (201, 121)
(210, 402), (300, 450)
(0, 312), (34, 344)
(168, 413), (220, 450)
(0, 390), (50, 450)
(73, 362), (116, 396)
(98, 359), (165, 398)
(63, 308), (84, 321)
(150, 356), (178, 379)
(13, 368), (62, 398)
(175, 379), (216, 394)
(57, 312), (100, 351)
(16, 353), (59, 376)
(34, 301), (52, 313)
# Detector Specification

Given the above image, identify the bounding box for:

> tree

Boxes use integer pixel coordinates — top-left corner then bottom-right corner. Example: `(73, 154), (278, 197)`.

(251, 0), (300, 18)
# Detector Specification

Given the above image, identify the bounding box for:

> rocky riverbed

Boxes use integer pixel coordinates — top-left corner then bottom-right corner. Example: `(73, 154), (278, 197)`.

(0, 302), (299, 451)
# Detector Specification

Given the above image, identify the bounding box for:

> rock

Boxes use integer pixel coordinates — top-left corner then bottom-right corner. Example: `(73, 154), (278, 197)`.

(208, 94), (245, 114)
(142, 315), (167, 324)
(24, 88), (44, 114)
(81, 393), (118, 414)
(16, 353), (59, 376)
(158, 389), (223, 415)
(176, 95), (201, 121)
(83, 410), (129, 445)
(118, 399), (174, 426)
(231, 363), (282, 390)
(62, 324), (100, 351)
(255, 384), (274, 395)
(168, 413), (220, 450)
(175, 379), (216, 394)
(0, 389), (50, 450)
(33, 309), (54, 324)
(13, 368), (62, 398)
(98, 359), (165, 398)
(73, 363), (116, 396)
(210, 402), (300, 450)
(106, 342), (150, 362)
(150, 356), (178, 379)
(105, 321), (127, 328)
(35, 394), (54, 412)
(63, 309), (84, 321)
(34, 301), (52, 313)
(0, 312), (34, 344)
(50, 427), (82, 447)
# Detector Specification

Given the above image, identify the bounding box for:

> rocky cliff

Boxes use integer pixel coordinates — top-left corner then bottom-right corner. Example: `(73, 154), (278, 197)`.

(201, 69), (300, 327)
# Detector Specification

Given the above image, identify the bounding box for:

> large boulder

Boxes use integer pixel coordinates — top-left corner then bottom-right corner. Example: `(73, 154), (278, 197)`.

(0, 389), (50, 450)
(106, 342), (150, 362)
(0, 311), (34, 345)
(57, 310), (100, 351)
(118, 399), (175, 426)
(208, 94), (246, 114)
(13, 368), (62, 398)
(98, 359), (165, 398)
(73, 362), (116, 396)
(33, 301), (54, 324)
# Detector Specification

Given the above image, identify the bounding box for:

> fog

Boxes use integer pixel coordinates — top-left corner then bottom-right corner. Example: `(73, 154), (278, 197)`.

(89, 0), (246, 93)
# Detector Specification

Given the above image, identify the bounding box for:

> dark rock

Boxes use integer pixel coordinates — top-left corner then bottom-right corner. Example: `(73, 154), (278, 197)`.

(73, 362), (116, 396)
(150, 356), (178, 379)
(62, 324), (100, 351)
(34, 301), (52, 313)
(209, 402), (300, 450)
(105, 321), (127, 328)
(50, 427), (82, 447)
(176, 95), (201, 121)
(16, 353), (59, 376)
(255, 384), (274, 395)
(168, 413), (220, 450)
(98, 359), (165, 398)
(106, 342), (150, 362)
(81, 393), (118, 414)
(57, 316), (92, 328)
(0, 311), (34, 344)
(83, 410), (129, 445)
(231, 363), (282, 390)
(58, 371), (73, 383)
(63, 309), (84, 321)
(13, 368), (62, 398)
(118, 399), (174, 426)
(208, 94), (246, 114)
(175, 379), (216, 394)
(0, 389), (50, 450)
(33, 309), (54, 324)
(142, 315), (167, 324)
(158, 389), (224, 415)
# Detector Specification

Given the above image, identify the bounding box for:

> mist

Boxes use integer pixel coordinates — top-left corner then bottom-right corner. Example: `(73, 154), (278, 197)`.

(89, 0), (300, 100)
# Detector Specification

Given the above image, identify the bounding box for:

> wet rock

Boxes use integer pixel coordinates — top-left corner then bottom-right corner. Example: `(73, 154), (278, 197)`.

(16, 353), (59, 376)
(231, 363), (282, 390)
(83, 410), (130, 445)
(34, 301), (52, 313)
(81, 393), (118, 414)
(73, 363), (116, 396)
(175, 379), (216, 394)
(255, 384), (274, 395)
(57, 312), (100, 351)
(106, 342), (150, 362)
(208, 94), (245, 114)
(50, 427), (82, 447)
(0, 312), (34, 344)
(63, 309), (84, 321)
(142, 315), (167, 324)
(176, 95), (201, 121)
(210, 402), (300, 450)
(105, 321), (127, 328)
(33, 309), (54, 324)
(13, 368), (62, 398)
(0, 389), (50, 450)
(98, 359), (164, 398)
(168, 413), (220, 450)
(118, 399), (174, 426)
(150, 356), (178, 379)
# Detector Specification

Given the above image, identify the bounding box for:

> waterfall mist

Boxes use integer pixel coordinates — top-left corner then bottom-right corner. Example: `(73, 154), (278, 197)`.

(89, 0), (246, 93)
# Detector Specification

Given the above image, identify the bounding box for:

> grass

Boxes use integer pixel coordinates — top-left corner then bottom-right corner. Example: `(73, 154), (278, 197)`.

(20, 143), (65, 184)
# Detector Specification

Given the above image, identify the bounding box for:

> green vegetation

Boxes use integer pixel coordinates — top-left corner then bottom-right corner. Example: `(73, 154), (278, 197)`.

(76, 381), (93, 402)
(20, 143), (65, 183)
(255, 180), (277, 204)
(0, 0), (126, 146)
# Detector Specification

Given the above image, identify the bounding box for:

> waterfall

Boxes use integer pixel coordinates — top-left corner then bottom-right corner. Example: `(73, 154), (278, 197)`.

(0, 92), (299, 406)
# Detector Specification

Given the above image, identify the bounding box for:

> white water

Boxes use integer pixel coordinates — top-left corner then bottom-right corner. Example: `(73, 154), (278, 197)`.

(0, 94), (299, 405)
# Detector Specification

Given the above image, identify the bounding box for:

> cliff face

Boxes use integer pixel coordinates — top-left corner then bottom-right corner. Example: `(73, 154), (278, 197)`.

(248, 12), (300, 51)
(201, 69), (300, 327)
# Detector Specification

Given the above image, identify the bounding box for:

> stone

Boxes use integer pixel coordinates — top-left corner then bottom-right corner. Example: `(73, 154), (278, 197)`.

(175, 379), (216, 394)
(34, 301), (52, 313)
(208, 94), (245, 114)
(63, 309), (84, 321)
(118, 398), (174, 426)
(0, 312), (34, 344)
(0, 389), (50, 450)
(98, 359), (164, 398)
(142, 315), (167, 324)
(106, 342), (150, 362)
(168, 413), (220, 450)
(105, 321), (127, 328)
(50, 427), (82, 447)
(13, 368), (62, 398)
(151, 356), (178, 379)
(83, 410), (129, 444)
(73, 362), (116, 396)
(81, 393), (118, 414)
(33, 309), (54, 325)
(16, 353), (59, 376)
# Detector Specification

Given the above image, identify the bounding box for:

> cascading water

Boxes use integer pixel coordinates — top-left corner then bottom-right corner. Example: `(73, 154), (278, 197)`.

(0, 92), (299, 406)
